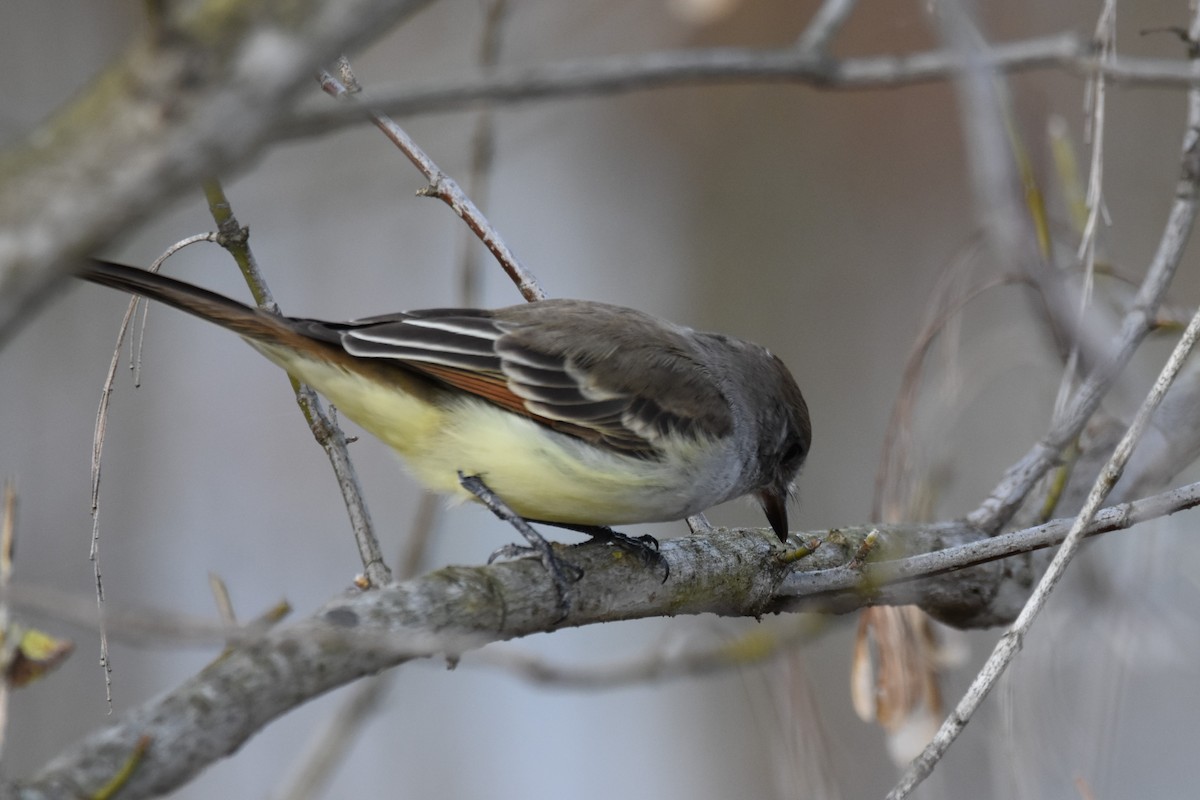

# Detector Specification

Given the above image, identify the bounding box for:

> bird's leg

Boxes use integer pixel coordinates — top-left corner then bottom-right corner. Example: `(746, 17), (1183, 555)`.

(537, 521), (670, 583)
(457, 472), (582, 617)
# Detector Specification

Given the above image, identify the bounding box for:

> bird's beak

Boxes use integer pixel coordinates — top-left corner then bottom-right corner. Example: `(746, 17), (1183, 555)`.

(757, 487), (789, 543)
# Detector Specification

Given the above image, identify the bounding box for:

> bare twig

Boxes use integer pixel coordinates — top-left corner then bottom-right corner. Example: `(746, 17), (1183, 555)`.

(11, 479), (1200, 645)
(6, 23), (1200, 346)
(272, 487), (441, 800)
(207, 574), (237, 628)
(796, 0), (859, 54)
(269, 671), (391, 800)
(317, 59), (545, 302)
(1077, 1), (1116, 268)
(1048, 0), (1115, 453)
(89, 232), (219, 706)
(200, 179), (391, 587)
(5, 582), (284, 648)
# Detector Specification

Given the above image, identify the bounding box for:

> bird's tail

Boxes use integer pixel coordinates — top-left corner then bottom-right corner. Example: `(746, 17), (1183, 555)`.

(80, 260), (298, 342)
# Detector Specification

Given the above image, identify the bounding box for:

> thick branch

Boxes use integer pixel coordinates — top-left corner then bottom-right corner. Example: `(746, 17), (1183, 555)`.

(10, 481), (1199, 799)
(0, 0), (437, 343)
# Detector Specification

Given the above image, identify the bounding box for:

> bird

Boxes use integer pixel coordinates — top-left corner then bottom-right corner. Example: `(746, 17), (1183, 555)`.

(81, 260), (811, 583)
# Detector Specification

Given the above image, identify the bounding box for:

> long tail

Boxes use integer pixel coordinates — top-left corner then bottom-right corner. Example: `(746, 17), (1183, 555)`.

(81, 260), (300, 343)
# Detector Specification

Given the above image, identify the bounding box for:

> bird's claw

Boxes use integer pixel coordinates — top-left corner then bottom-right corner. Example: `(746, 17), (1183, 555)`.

(583, 526), (670, 583)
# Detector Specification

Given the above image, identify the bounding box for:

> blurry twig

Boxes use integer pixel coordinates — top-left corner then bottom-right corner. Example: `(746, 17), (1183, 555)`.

(396, 492), (441, 581)
(474, 617), (822, 688)
(6, 582), (276, 646)
(1077, 1), (1116, 269)
(208, 574), (237, 628)
(272, 488), (443, 800)
(890, 256), (1200, 800)
(873, 252), (1026, 521)
(0, 482), (14, 754)
(270, 672), (391, 800)
(295, 32), (1200, 140)
(1045, 0), (1115, 473)
(888, 8), (1200, 794)
(796, 0), (858, 53)
(457, 0), (508, 307)
(964, 21), (1200, 534)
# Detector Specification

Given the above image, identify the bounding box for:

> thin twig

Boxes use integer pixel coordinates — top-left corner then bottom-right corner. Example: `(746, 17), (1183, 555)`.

(1050, 0), (1115, 442)
(199, 179), (391, 587)
(271, 489), (441, 800)
(89, 232), (219, 707)
(5, 582), (284, 647)
(207, 574), (237, 628)
(796, 0), (859, 54)
(317, 59), (546, 302)
(1077, 0), (1116, 267)
(396, 492), (441, 582)
(269, 673), (391, 800)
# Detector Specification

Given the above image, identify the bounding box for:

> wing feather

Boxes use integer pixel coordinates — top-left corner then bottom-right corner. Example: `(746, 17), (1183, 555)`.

(324, 300), (733, 457)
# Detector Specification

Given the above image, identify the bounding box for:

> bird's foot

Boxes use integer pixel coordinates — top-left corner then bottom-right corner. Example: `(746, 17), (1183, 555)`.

(543, 523), (669, 583)
(459, 472), (581, 618)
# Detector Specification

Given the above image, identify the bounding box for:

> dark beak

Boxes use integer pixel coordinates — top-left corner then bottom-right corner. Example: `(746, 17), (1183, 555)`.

(757, 488), (789, 543)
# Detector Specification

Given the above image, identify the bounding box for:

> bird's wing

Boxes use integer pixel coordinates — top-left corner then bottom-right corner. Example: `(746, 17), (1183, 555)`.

(333, 302), (733, 456)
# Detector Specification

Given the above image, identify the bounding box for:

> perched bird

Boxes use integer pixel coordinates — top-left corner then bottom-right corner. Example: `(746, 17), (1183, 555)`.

(81, 260), (810, 568)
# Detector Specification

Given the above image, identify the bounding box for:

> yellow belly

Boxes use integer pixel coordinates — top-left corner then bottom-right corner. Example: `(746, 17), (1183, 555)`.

(260, 348), (730, 525)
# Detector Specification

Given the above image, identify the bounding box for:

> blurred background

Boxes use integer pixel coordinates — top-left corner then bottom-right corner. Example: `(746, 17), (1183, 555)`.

(3, 0), (1200, 797)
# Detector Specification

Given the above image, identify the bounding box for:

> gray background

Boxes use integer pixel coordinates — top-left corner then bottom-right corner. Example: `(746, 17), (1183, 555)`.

(3, 1), (1200, 798)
